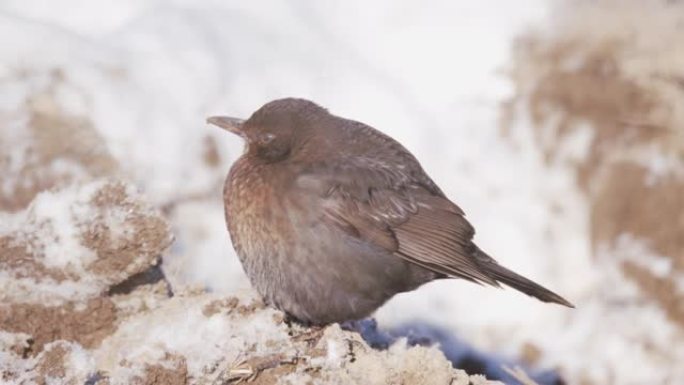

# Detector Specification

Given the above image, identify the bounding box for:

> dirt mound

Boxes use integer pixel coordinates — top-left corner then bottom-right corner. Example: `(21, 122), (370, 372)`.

(0, 180), (173, 306)
(503, 1), (684, 382)
(0, 180), (173, 359)
(506, 0), (684, 315)
(0, 70), (119, 212)
(90, 291), (498, 385)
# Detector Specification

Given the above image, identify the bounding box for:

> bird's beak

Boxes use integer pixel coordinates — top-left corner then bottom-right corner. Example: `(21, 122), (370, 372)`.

(206, 116), (245, 136)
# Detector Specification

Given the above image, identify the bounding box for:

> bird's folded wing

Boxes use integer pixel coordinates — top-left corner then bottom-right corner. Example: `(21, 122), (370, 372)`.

(295, 163), (498, 286)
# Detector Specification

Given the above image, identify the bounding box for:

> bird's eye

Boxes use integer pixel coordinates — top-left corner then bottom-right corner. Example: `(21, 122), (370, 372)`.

(260, 133), (276, 144)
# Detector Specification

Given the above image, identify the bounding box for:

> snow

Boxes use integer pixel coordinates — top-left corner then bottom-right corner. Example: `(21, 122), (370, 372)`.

(1, 0), (682, 384)
(0, 179), (169, 305)
(30, 182), (99, 270)
(96, 292), (281, 381)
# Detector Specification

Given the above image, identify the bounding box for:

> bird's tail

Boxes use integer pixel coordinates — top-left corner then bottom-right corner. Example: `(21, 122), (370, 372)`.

(481, 260), (574, 308)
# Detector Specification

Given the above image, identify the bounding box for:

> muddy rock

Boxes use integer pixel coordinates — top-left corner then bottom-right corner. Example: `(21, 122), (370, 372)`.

(0, 180), (173, 306)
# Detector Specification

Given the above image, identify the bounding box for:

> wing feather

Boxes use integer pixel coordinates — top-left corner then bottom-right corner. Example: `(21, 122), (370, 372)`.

(296, 158), (497, 286)
(393, 207), (498, 285)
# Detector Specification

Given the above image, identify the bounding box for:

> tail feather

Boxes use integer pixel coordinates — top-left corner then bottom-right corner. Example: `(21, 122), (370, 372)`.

(482, 262), (574, 308)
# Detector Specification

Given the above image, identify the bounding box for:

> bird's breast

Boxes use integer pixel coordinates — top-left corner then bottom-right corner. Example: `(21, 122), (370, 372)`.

(223, 158), (302, 296)
(225, 159), (292, 255)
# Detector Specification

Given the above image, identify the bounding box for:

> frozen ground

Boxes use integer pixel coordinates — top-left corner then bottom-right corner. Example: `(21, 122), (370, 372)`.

(1, 0), (683, 384)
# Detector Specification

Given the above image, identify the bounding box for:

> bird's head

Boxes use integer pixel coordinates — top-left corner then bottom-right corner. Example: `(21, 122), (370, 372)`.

(208, 98), (328, 162)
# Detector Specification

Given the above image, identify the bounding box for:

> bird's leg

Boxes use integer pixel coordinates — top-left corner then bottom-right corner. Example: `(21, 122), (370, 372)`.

(284, 313), (325, 345)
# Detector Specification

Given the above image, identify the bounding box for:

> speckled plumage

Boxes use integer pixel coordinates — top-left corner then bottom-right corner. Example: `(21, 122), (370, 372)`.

(210, 98), (572, 325)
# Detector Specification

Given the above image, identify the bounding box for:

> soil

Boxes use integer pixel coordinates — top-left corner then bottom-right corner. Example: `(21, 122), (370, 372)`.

(133, 354), (188, 385)
(505, 5), (684, 331)
(0, 78), (118, 212)
(0, 235), (69, 282)
(36, 344), (69, 382)
(0, 298), (117, 355)
(591, 163), (684, 265)
(84, 182), (172, 279)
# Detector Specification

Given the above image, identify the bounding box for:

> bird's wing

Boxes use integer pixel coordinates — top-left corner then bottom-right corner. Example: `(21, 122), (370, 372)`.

(294, 158), (499, 286)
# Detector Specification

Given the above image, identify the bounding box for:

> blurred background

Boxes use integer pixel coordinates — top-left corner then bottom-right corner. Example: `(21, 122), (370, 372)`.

(1, 0), (683, 384)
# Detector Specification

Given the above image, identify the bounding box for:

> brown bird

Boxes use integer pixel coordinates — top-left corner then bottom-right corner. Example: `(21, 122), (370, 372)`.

(208, 98), (573, 325)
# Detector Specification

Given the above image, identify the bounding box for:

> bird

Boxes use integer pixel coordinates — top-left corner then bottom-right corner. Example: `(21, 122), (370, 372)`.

(208, 98), (573, 325)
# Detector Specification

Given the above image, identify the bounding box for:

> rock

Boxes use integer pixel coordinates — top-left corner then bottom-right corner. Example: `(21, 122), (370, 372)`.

(0, 180), (173, 307)
(0, 179), (173, 358)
